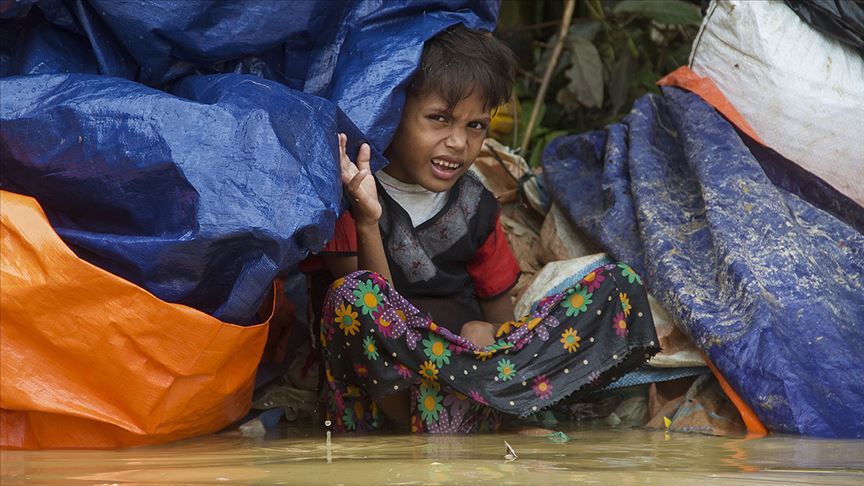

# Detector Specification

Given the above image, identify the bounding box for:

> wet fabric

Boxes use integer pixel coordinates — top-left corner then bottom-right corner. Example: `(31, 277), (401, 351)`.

(319, 173), (520, 332)
(542, 85), (864, 438)
(0, 191), (269, 450)
(1, 73), (376, 325)
(0, 1), (497, 324)
(321, 267), (658, 433)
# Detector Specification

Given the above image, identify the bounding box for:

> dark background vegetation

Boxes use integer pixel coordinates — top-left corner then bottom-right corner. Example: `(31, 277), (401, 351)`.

(493, 0), (704, 166)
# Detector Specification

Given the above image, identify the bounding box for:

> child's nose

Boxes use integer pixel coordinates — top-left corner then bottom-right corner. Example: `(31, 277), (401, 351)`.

(444, 127), (468, 151)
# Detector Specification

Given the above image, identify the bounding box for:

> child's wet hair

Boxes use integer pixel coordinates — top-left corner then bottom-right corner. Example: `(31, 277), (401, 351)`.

(407, 24), (516, 112)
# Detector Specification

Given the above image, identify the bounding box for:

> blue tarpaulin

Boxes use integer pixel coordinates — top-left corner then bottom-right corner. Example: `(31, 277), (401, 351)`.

(542, 86), (864, 438)
(0, 0), (497, 324)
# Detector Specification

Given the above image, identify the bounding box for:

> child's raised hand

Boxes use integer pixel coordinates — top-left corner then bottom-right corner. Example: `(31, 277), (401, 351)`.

(338, 133), (381, 225)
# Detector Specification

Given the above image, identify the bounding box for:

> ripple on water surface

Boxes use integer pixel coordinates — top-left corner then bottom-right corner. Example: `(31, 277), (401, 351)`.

(2, 425), (863, 485)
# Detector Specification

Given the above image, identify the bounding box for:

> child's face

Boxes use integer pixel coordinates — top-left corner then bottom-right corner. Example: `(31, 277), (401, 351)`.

(383, 90), (490, 193)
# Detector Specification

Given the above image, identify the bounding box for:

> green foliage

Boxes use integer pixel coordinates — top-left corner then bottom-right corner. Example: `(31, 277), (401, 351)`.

(564, 37), (604, 109)
(612, 0), (702, 26)
(497, 0), (702, 167)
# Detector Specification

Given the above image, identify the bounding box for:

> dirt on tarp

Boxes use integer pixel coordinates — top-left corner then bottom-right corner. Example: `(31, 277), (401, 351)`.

(473, 138), (745, 437)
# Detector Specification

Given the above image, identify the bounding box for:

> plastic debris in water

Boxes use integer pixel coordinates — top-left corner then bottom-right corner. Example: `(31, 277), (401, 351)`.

(238, 418), (266, 438)
(504, 440), (518, 461)
(663, 416), (672, 429)
(546, 431), (571, 443)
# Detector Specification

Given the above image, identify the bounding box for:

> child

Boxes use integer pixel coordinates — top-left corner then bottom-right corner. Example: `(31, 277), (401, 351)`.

(319, 25), (658, 433)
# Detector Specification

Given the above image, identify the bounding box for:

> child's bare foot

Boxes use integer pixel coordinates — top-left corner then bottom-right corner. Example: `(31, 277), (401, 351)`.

(460, 320), (496, 348)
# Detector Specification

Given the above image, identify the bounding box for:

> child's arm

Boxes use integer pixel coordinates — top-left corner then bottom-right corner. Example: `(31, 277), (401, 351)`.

(324, 134), (393, 284)
(479, 293), (515, 324)
(323, 134), (407, 430)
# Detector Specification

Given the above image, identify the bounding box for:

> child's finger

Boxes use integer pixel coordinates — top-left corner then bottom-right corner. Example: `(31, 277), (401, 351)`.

(356, 143), (371, 172)
(338, 133), (356, 184)
(348, 168), (370, 194)
(338, 133), (349, 165)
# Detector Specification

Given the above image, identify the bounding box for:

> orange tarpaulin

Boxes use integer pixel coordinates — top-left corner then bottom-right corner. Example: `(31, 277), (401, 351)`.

(0, 191), (269, 449)
(658, 66), (764, 145)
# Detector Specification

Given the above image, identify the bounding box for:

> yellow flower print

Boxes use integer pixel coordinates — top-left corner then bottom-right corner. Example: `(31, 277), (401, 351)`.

(618, 263), (642, 285)
(496, 321), (512, 338)
(418, 384), (443, 423)
(363, 335), (379, 360)
(419, 360), (439, 381)
(335, 303), (359, 336)
(527, 317), (542, 330)
(474, 349), (494, 361)
(562, 287), (592, 317)
(420, 376), (440, 390)
(422, 333), (451, 367)
(620, 293), (632, 317)
(560, 327), (581, 353)
(496, 358), (516, 381)
(353, 280), (382, 315)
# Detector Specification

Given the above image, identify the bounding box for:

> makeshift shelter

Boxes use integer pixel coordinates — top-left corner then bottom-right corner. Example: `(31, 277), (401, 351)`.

(1, 0), (497, 449)
(1, 0), (861, 449)
(541, 1), (863, 438)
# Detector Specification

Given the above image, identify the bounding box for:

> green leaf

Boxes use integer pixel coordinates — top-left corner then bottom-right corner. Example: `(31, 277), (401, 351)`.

(634, 64), (661, 93)
(585, 0), (606, 21)
(564, 37), (604, 109)
(519, 99), (547, 139)
(598, 41), (615, 69)
(624, 30), (639, 58)
(568, 20), (602, 41)
(608, 50), (636, 115)
(534, 33), (571, 79)
(667, 41), (693, 69)
(612, 0), (702, 26)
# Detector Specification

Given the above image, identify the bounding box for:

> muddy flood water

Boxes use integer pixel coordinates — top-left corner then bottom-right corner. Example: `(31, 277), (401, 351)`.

(2, 424), (863, 485)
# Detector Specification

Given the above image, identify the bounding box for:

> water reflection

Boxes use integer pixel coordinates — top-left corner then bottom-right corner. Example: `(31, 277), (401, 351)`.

(2, 425), (862, 485)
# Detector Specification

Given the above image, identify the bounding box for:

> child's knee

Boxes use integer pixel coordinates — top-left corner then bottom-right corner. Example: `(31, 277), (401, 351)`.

(460, 320), (495, 348)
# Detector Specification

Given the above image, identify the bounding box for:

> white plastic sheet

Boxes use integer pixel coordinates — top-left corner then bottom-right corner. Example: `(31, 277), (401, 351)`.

(690, 0), (864, 206)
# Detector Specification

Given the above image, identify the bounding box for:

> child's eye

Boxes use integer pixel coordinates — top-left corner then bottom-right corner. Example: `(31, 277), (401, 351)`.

(468, 121), (488, 130)
(428, 114), (448, 123)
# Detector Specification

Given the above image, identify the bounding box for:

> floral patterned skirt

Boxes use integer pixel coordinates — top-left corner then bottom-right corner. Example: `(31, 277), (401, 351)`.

(320, 263), (659, 433)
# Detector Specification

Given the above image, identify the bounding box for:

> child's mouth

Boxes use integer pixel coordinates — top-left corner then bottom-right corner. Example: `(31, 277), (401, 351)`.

(430, 157), (462, 179)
